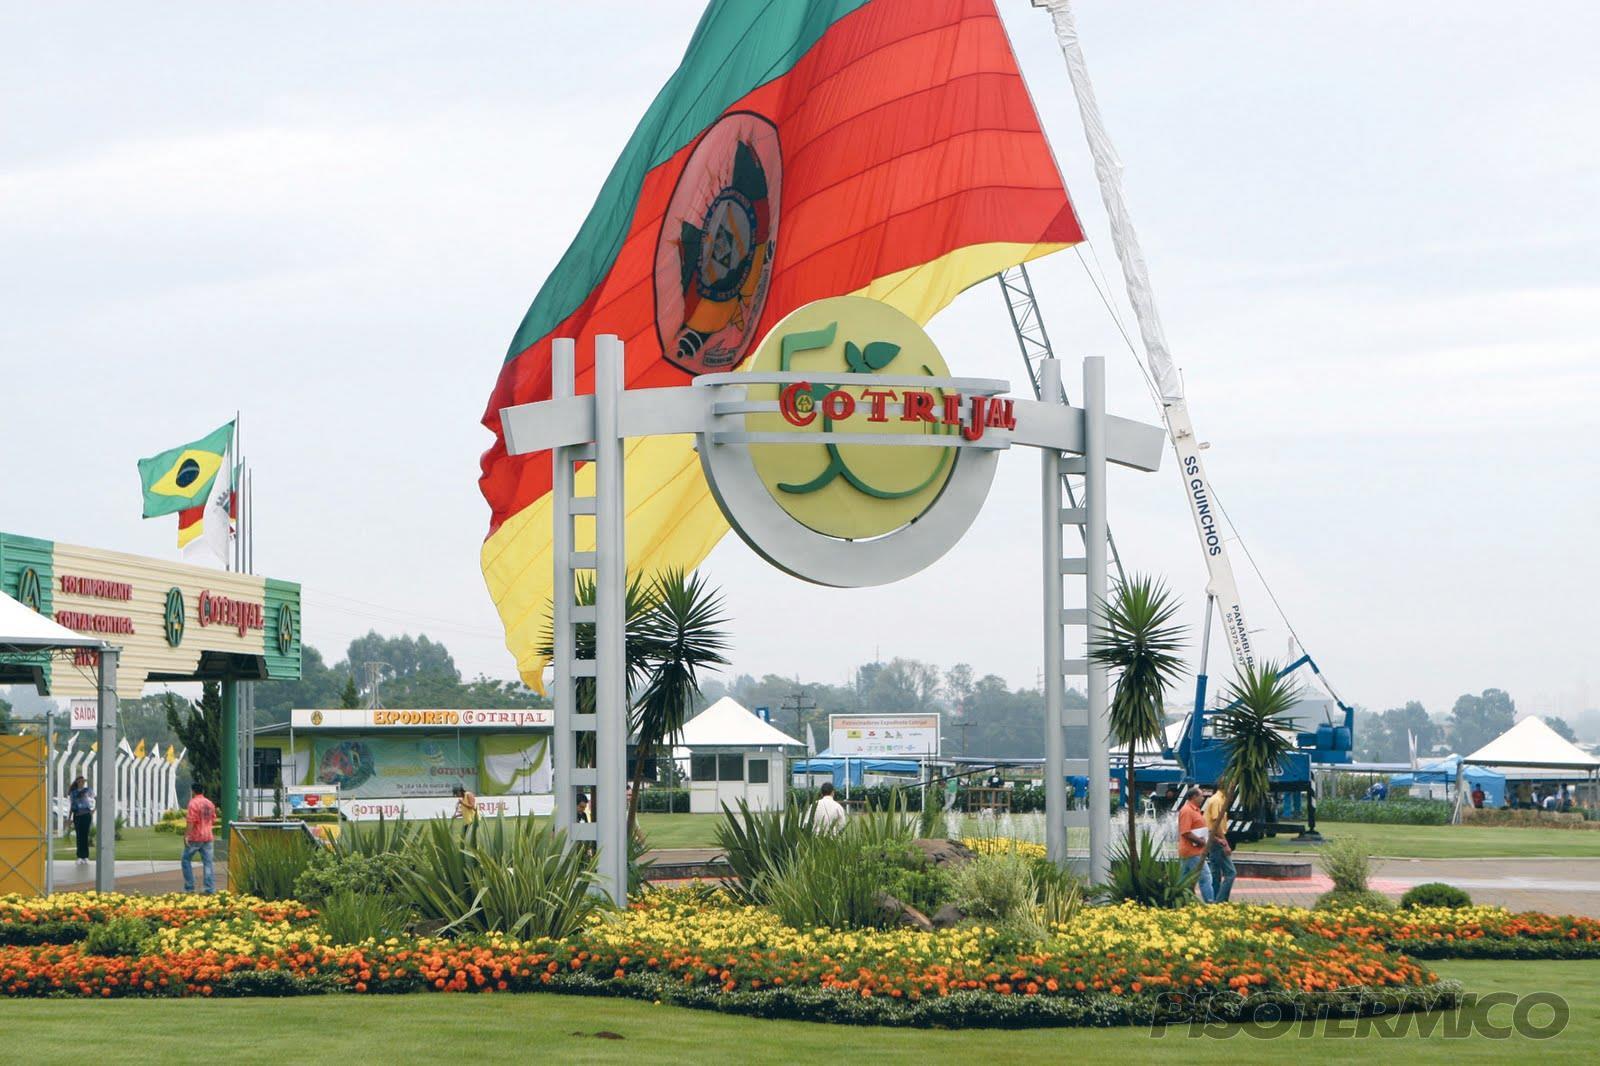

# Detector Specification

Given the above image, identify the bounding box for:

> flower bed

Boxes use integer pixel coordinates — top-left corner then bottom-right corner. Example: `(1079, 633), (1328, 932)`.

(0, 890), (1462, 1026)
(0, 893), (311, 947)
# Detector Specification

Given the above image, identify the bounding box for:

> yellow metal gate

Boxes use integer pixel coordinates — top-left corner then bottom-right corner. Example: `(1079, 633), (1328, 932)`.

(0, 735), (47, 896)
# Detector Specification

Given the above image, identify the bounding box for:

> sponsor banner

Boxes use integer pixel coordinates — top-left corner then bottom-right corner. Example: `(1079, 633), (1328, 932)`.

(68, 697), (98, 731)
(342, 794), (553, 822)
(286, 785), (339, 816)
(292, 707), (552, 730)
(313, 736), (478, 799)
(828, 713), (941, 757)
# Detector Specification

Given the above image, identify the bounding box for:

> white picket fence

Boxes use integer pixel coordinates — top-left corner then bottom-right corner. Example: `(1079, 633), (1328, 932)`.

(48, 737), (186, 835)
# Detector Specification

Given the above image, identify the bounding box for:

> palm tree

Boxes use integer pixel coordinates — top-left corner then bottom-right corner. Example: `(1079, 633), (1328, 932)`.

(1089, 574), (1187, 857)
(539, 568), (730, 838)
(1213, 661), (1301, 819)
(628, 568), (730, 835)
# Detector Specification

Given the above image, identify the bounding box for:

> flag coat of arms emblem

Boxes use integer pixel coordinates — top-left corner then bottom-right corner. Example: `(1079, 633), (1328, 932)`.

(480, 0), (1084, 687)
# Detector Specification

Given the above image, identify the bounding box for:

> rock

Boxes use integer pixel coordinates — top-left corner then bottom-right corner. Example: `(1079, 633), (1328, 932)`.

(877, 893), (935, 932)
(911, 838), (977, 868)
(931, 903), (966, 929)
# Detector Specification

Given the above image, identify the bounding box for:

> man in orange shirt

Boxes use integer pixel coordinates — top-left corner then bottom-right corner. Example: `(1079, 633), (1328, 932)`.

(181, 783), (218, 895)
(1176, 786), (1214, 903)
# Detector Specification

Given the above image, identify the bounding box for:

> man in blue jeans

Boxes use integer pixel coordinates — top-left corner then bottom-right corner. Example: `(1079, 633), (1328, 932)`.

(181, 783), (218, 894)
(1176, 786), (1214, 903)
(1202, 785), (1236, 903)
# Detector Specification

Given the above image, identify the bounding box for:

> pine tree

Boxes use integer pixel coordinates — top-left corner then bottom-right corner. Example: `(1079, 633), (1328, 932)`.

(165, 685), (222, 799)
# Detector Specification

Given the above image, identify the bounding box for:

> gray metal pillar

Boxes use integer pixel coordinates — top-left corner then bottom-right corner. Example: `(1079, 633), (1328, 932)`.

(1040, 359), (1068, 867)
(95, 647), (119, 893)
(1084, 357), (1112, 883)
(593, 334), (629, 904)
(44, 707), (55, 896)
(550, 337), (578, 843)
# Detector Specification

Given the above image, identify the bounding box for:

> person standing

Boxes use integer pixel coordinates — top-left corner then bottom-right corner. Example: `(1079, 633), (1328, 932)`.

(68, 776), (94, 865)
(181, 783), (217, 895)
(1201, 785), (1235, 903)
(575, 795), (592, 823)
(810, 781), (847, 834)
(1470, 784), (1485, 809)
(453, 783), (479, 824)
(1176, 786), (1214, 903)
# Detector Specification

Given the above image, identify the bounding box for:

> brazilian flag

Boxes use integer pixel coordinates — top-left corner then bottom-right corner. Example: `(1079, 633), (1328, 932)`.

(137, 420), (234, 518)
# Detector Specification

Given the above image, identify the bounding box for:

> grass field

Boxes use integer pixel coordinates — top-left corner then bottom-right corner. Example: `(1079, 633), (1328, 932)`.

(1240, 821), (1600, 860)
(2, 960), (1593, 1064)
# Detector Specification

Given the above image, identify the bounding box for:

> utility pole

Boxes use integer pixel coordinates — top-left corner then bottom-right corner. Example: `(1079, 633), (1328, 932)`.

(779, 688), (817, 743)
(363, 661), (389, 709)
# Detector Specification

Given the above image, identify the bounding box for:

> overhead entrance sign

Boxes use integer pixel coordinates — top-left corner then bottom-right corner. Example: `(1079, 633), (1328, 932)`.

(497, 295), (1167, 899)
(829, 713), (941, 758)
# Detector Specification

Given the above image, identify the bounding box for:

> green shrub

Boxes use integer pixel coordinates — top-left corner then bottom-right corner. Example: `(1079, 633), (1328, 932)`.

(715, 799), (809, 905)
(292, 851), (408, 904)
(1030, 858), (1085, 927)
(950, 849), (1044, 940)
(81, 917), (153, 957)
(1317, 837), (1373, 894)
(1314, 889), (1394, 911)
(916, 802), (948, 840)
(316, 891), (413, 944)
(1097, 831), (1198, 908)
(397, 817), (604, 938)
(636, 788), (691, 813)
(231, 829), (320, 900)
(869, 844), (952, 914)
(764, 832), (886, 930)
(152, 820), (186, 835)
(1400, 882), (1472, 909)
(1317, 797), (1450, 825)
(849, 792), (917, 848)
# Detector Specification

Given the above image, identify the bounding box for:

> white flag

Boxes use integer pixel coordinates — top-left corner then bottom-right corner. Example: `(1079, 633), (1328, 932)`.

(182, 468), (234, 569)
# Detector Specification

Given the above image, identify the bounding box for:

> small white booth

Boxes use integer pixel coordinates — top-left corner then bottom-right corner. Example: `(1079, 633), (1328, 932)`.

(675, 697), (801, 814)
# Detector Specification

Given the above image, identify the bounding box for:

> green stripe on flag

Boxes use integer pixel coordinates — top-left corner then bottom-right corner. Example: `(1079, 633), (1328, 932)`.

(505, 0), (873, 360)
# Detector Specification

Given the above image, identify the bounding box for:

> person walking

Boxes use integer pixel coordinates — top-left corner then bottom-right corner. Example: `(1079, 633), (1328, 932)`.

(67, 776), (94, 866)
(181, 783), (217, 895)
(1201, 784), (1235, 903)
(1176, 786), (1214, 904)
(810, 781), (847, 834)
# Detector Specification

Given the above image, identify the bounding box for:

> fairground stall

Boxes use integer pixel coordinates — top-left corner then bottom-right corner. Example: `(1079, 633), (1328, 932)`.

(282, 708), (553, 820)
(674, 697), (800, 814)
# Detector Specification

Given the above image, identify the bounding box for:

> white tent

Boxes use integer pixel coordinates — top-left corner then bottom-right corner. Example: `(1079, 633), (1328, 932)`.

(1463, 717), (1600, 771)
(673, 697), (801, 814)
(1459, 716), (1600, 816)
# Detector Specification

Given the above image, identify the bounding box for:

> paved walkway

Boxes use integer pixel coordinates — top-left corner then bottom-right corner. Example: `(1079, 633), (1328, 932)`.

(52, 852), (1600, 918)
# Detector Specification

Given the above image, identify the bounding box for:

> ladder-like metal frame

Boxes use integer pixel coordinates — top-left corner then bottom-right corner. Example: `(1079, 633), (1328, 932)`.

(1040, 357), (1112, 883)
(998, 264), (1126, 585)
(550, 336), (629, 904)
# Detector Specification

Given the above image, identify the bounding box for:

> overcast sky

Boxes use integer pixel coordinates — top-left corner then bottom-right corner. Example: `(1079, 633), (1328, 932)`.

(2, 1), (1596, 719)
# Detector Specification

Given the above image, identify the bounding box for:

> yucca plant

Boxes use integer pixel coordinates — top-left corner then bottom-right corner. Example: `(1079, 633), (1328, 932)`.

(1089, 574), (1187, 858)
(849, 789), (917, 848)
(1097, 829), (1200, 908)
(1213, 661), (1301, 819)
(332, 813), (414, 859)
(763, 831), (886, 930)
(714, 798), (809, 904)
(395, 817), (605, 938)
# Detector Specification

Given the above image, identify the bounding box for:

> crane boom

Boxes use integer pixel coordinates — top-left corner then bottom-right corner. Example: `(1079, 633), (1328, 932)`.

(1034, 0), (1256, 672)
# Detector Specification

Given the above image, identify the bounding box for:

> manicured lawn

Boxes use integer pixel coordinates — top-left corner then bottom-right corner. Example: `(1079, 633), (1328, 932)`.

(1240, 821), (1600, 860)
(1, 959), (1592, 1063)
(51, 824), (199, 863)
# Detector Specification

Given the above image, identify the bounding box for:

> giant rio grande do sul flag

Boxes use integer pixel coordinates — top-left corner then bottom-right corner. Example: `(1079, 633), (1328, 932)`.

(480, 0), (1083, 688)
